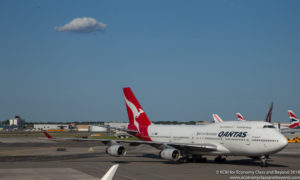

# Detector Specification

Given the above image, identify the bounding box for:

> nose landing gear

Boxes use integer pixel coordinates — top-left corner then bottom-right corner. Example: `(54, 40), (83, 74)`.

(260, 155), (269, 167)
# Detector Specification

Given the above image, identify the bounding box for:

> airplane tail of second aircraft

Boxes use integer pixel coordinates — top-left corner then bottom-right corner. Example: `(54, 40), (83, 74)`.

(265, 102), (273, 123)
(236, 113), (246, 121)
(288, 110), (300, 128)
(212, 114), (223, 123)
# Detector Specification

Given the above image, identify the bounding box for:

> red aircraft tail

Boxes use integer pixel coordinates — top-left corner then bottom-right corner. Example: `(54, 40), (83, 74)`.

(236, 113), (246, 121)
(123, 87), (152, 141)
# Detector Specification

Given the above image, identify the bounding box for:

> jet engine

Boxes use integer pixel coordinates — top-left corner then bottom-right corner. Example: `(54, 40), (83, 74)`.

(160, 148), (181, 161)
(106, 144), (126, 156)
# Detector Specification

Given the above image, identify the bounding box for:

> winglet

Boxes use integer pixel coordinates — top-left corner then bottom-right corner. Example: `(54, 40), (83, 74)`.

(236, 113), (246, 121)
(212, 114), (223, 123)
(101, 164), (119, 180)
(265, 102), (273, 123)
(43, 132), (53, 139)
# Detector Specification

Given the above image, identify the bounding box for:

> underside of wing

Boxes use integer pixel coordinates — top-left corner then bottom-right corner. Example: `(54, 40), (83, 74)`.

(70, 137), (217, 152)
(125, 141), (218, 152)
(166, 143), (217, 152)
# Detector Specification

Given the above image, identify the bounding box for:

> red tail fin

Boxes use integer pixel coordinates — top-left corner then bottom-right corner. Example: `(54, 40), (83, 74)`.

(123, 87), (152, 141)
(212, 114), (223, 123)
(43, 132), (52, 139)
(236, 113), (246, 121)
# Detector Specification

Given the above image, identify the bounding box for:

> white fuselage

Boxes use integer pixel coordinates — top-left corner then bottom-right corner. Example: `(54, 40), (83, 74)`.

(147, 121), (288, 156)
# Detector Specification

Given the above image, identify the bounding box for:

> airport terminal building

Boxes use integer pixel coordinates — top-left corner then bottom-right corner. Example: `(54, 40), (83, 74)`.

(33, 124), (69, 131)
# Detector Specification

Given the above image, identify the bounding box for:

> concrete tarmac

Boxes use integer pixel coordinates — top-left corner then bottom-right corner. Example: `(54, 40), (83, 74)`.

(0, 137), (299, 180)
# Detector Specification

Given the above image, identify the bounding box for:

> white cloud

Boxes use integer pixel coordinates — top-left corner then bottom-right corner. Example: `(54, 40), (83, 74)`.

(54, 17), (107, 33)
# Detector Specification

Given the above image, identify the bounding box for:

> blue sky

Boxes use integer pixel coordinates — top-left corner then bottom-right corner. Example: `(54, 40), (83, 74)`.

(0, 0), (299, 123)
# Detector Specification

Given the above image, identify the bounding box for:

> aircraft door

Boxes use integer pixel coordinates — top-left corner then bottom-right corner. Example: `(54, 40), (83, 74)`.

(191, 132), (195, 144)
(245, 138), (250, 145)
(220, 137), (224, 144)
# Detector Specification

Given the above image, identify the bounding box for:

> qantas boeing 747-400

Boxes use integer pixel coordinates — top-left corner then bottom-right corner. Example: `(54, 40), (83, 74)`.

(46, 87), (288, 167)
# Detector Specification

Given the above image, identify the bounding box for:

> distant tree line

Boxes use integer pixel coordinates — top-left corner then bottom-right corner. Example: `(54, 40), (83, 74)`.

(23, 121), (105, 125)
(0, 120), (9, 125)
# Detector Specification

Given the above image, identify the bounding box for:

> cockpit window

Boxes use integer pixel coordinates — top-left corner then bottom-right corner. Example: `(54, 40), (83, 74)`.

(263, 125), (275, 128)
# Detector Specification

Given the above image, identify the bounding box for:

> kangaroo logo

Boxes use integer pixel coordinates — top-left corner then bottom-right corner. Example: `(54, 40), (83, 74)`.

(124, 96), (144, 132)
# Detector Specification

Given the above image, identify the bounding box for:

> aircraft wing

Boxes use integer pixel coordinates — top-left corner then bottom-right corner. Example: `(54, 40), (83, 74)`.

(126, 141), (217, 152)
(166, 143), (217, 152)
(43, 132), (217, 152)
(72, 138), (217, 152)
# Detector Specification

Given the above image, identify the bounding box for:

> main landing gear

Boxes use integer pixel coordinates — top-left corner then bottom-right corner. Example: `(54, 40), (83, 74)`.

(214, 155), (226, 163)
(178, 155), (207, 163)
(191, 155), (207, 163)
(260, 155), (269, 167)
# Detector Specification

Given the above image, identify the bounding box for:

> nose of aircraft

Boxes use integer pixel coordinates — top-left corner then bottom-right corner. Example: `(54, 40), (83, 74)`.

(279, 135), (288, 149)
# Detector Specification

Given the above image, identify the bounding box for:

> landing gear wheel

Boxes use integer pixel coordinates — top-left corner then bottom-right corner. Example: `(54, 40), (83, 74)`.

(194, 156), (207, 163)
(177, 157), (188, 163)
(187, 157), (194, 163)
(201, 157), (207, 163)
(260, 155), (268, 167)
(260, 161), (268, 167)
(215, 156), (226, 163)
(260, 162), (268, 167)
